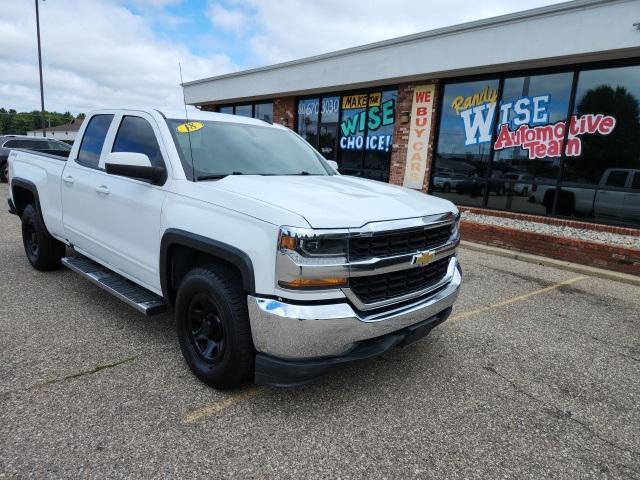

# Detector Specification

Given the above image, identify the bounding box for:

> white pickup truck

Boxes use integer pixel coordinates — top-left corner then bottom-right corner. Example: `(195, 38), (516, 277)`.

(7, 108), (461, 388)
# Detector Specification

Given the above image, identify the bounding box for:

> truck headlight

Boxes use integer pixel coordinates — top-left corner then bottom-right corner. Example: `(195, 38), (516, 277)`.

(279, 231), (347, 257)
(277, 226), (348, 290)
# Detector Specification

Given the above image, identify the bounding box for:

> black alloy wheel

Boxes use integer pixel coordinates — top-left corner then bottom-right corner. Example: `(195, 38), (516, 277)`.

(24, 216), (39, 258)
(20, 203), (65, 270)
(188, 294), (225, 364)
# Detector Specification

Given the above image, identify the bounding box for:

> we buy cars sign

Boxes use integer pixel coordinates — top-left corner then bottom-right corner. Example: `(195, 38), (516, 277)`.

(403, 84), (436, 189)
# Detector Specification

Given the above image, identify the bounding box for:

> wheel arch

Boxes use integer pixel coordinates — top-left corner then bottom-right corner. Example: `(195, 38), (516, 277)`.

(11, 178), (40, 217)
(160, 229), (256, 306)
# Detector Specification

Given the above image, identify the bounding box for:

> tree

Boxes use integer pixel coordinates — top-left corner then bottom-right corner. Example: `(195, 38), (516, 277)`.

(569, 86), (640, 184)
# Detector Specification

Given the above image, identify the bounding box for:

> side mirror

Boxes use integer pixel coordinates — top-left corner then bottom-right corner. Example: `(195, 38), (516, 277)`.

(105, 152), (166, 185)
(326, 160), (339, 173)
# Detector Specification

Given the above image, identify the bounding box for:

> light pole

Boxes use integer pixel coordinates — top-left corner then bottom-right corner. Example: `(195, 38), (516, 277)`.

(35, 0), (46, 138)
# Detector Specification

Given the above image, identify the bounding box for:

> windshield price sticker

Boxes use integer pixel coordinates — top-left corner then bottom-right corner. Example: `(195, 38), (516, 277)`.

(176, 121), (204, 133)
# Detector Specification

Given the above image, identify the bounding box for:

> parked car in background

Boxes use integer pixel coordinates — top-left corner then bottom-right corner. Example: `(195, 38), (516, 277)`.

(457, 174), (505, 197)
(531, 169), (640, 221)
(0, 135), (71, 182)
(503, 173), (534, 196)
(432, 173), (466, 192)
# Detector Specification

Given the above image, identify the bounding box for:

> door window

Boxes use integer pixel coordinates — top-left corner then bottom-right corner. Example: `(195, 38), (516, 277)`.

(47, 140), (71, 151)
(112, 116), (163, 167)
(77, 114), (114, 168)
(604, 170), (628, 188)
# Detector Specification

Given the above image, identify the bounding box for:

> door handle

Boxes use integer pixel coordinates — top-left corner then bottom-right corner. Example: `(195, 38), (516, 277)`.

(95, 185), (110, 195)
(63, 175), (75, 185)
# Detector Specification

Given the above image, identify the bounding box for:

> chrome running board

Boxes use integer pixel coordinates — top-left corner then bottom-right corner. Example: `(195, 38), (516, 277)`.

(62, 256), (166, 316)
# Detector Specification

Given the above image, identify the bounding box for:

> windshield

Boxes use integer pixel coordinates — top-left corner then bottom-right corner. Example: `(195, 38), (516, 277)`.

(166, 119), (333, 180)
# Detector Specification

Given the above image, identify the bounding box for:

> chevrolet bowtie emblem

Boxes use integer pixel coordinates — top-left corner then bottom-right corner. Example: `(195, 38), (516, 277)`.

(412, 250), (435, 266)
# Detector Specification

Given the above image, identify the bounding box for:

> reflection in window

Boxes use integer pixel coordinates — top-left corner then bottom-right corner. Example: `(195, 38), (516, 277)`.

(234, 105), (252, 117)
(112, 116), (163, 168)
(488, 72), (573, 215)
(297, 98), (319, 146)
(560, 65), (640, 226)
(318, 96), (340, 159)
(254, 103), (273, 123)
(563, 66), (640, 186)
(77, 114), (113, 169)
(431, 79), (500, 207)
(338, 90), (397, 182)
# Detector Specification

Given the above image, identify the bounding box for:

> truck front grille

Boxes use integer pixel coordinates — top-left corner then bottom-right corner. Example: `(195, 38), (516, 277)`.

(348, 224), (453, 260)
(349, 256), (451, 305)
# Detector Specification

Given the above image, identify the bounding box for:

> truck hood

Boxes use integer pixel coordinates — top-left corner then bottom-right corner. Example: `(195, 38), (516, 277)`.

(210, 175), (457, 228)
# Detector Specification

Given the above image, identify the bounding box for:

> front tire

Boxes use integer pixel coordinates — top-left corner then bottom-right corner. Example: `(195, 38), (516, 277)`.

(175, 265), (255, 389)
(21, 203), (65, 271)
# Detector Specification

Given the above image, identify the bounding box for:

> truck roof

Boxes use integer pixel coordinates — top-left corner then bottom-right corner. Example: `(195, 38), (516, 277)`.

(87, 107), (281, 128)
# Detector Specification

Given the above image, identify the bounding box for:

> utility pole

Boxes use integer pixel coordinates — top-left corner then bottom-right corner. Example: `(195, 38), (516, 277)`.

(35, 0), (46, 138)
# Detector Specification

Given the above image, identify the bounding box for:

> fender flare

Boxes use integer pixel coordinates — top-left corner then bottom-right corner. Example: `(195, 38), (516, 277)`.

(11, 178), (41, 217)
(160, 228), (256, 303)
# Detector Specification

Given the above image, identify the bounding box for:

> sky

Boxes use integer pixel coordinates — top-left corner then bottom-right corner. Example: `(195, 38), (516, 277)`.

(0, 0), (566, 115)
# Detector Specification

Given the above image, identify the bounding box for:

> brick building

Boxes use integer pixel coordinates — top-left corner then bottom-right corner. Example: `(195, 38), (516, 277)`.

(183, 0), (640, 232)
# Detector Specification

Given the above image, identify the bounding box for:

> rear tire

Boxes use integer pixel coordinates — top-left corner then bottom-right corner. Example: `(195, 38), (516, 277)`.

(175, 265), (255, 389)
(21, 203), (65, 271)
(0, 160), (7, 182)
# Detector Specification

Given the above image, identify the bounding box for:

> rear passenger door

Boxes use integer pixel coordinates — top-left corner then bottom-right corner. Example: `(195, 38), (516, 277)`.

(61, 113), (116, 259)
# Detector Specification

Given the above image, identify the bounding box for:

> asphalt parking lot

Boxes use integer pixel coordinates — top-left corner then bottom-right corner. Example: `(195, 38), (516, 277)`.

(1, 184), (639, 479)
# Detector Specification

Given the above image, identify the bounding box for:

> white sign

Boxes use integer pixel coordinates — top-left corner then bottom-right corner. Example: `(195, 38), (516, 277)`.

(403, 84), (436, 189)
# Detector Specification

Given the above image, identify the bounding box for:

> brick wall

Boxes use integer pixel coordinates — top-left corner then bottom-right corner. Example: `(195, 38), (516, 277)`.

(273, 97), (295, 129)
(389, 80), (440, 193)
(460, 221), (640, 276)
(460, 206), (640, 237)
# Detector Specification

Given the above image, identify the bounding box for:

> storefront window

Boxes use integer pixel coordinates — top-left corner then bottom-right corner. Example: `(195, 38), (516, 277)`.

(558, 65), (640, 225)
(338, 89), (397, 181)
(234, 104), (252, 117)
(254, 103), (273, 123)
(318, 96), (340, 159)
(432, 79), (499, 207)
(217, 102), (273, 123)
(297, 98), (319, 146)
(296, 90), (397, 174)
(431, 63), (640, 228)
(488, 72), (573, 214)
(339, 93), (367, 175)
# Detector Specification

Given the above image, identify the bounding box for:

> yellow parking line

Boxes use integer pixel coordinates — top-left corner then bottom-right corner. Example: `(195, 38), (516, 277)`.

(448, 275), (588, 324)
(183, 387), (264, 423)
(182, 275), (588, 423)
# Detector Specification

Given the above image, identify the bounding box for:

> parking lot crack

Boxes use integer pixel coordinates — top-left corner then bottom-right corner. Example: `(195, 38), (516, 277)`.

(0, 356), (138, 397)
(482, 365), (640, 460)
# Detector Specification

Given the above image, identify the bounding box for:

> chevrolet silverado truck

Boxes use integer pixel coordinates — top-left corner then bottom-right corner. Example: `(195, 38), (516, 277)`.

(7, 108), (461, 389)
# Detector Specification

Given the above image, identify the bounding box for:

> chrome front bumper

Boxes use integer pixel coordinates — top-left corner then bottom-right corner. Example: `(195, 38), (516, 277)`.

(247, 257), (461, 360)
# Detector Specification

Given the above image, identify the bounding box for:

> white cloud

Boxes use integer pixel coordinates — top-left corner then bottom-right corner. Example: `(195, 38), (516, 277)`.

(206, 3), (248, 35)
(0, 0), (565, 115)
(243, 0), (563, 65)
(0, 0), (236, 114)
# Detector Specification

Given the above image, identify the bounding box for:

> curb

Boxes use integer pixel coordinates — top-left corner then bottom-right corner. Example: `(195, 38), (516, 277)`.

(460, 240), (640, 287)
